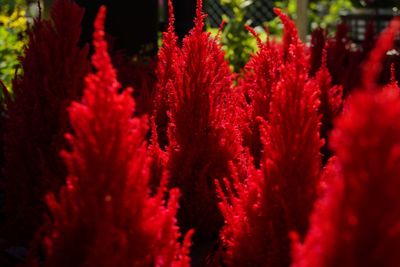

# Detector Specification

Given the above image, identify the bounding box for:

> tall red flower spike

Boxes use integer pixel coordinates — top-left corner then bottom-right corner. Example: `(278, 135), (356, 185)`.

(153, 0), (183, 149)
(292, 18), (400, 267)
(293, 86), (400, 267)
(2, 0), (90, 245)
(314, 49), (343, 162)
(387, 64), (400, 90)
(309, 28), (326, 77)
(238, 27), (282, 167)
(149, 0), (182, 192)
(362, 18), (400, 91)
(218, 11), (322, 267)
(161, 0), (242, 254)
(31, 7), (192, 267)
(217, 151), (290, 267)
(326, 23), (363, 95)
(262, 9), (322, 238)
(274, 9), (305, 68)
(291, 157), (344, 267)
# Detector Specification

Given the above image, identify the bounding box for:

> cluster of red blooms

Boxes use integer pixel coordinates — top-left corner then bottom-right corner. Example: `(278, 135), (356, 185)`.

(309, 21), (400, 96)
(28, 7), (192, 266)
(1, 0), (400, 266)
(153, 0), (242, 250)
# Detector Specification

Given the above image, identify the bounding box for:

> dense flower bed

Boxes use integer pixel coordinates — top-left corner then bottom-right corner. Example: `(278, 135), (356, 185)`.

(0, 0), (399, 266)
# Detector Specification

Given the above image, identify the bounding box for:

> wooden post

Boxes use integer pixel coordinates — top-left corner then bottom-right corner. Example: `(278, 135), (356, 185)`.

(296, 0), (308, 42)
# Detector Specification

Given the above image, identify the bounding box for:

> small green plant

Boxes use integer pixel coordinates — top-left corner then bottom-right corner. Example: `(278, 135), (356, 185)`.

(309, 0), (353, 30)
(0, 1), (27, 96)
(219, 0), (256, 72)
(271, 0), (353, 33)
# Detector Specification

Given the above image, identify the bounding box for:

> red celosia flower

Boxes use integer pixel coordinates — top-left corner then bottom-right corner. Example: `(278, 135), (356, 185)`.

(314, 50), (343, 161)
(263, 9), (322, 238)
(325, 23), (364, 94)
(309, 27), (326, 77)
(290, 157), (343, 267)
(217, 148), (294, 267)
(292, 18), (400, 267)
(238, 27), (282, 167)
(324, 21), (399, 94)
(218, 10), (322, 267)
(154, 0), (242, 257)
(2, 0), (90, 245)
(32, 7), (191, 267)
(387, 64), (400, 90)
(274, 9), (306, 68)
(153, 0), (183, 149)
(362, 19), (400, 91)
(308, 29), (345, 161)
(293, 86), (400, 267)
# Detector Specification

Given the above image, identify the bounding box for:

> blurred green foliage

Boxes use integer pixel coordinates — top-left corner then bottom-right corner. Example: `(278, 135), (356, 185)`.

(210, 0), (354, 72)
(309, 0), (353, 30)
(272, 0), (354, 32)
(0, 0), (28, 96)
(217, 0), (256, 73)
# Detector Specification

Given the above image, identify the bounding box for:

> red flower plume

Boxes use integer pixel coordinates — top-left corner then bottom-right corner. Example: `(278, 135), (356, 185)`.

(155, 0), (242, 248)
(153, 0), (183, 149)
(314, 50), (343, 161)
(217, 152), (290, 267)
(362, 18), (400, 91)
(238, 28), (282, 167)
(33, 7), (191, 267)
(264, 9), (322, 238)
(293, 85), (400, 267)
(292, 18), (400, 267)
(2, 0), (90, 245)
(309, 28), (326, 77)
(218, 11), (322, 267)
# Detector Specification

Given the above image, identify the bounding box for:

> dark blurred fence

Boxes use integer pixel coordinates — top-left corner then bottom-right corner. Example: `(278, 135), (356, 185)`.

(205, 0), (274, 28)
(340, 9), (400, 43)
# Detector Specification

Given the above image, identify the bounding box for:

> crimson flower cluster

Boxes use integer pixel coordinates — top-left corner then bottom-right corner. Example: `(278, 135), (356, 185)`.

(0, 1), (399, 266)
(31, 6), (191, 267)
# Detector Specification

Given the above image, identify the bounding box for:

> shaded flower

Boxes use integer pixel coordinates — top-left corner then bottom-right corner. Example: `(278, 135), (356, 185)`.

(2, 0), (90, 245)
(292, 18), (400, 267)
(31, 7), (191, 267)
(152, 1), (243, 253)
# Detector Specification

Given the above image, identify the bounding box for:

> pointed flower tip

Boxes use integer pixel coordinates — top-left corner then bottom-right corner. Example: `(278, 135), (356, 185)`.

(194, 0), (206, 31)
(167, 0), (175, 31)
(273, 8), (282, 16)
(93, 8), (107, 51)
(245, 25), (263, 48)
(91, 5), (120, 91)
(273, 8), (291, 23)
(94, 6), (107, 34)
(196, 0), (203, 15)
(93, 6), (108, 52)
(274, 9), (300, 41)
(216, 20), (226, 39)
